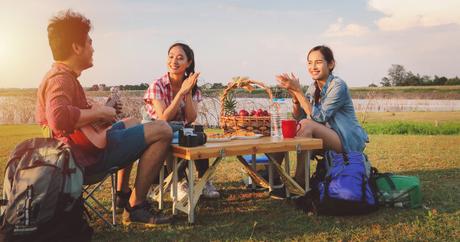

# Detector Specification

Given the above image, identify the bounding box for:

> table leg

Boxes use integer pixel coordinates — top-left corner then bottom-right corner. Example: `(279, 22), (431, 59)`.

(284, 151), (291, 198)
(268, 157), (274, 192)
(174, 157), (223, 222)
(236, 156), (269, 188)
(251, 154), (256, 190)
(187, 159), (195, 224)
(305, 151), (311, 192)
(266, 153), (305, 196)
(172, 156), (178, 215)
(158, 164), (164, 210)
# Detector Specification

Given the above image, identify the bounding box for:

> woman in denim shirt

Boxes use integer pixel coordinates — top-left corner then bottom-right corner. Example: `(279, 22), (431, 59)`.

(274, 45), (368, 189)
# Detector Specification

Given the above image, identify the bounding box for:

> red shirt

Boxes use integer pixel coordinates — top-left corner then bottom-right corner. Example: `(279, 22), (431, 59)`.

(143, 73), (203, 121)
(36, 63), (101, 167)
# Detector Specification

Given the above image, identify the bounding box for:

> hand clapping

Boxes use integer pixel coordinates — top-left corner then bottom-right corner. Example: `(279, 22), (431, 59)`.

(275, 72), (301, 93)
(179, 72), (200, 96)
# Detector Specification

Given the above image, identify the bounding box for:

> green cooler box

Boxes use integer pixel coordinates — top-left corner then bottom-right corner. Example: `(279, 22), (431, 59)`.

(375, 174), (422, 208)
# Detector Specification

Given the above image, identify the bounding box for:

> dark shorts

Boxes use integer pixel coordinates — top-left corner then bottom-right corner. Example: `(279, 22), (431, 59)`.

(86, 121), (148, 174)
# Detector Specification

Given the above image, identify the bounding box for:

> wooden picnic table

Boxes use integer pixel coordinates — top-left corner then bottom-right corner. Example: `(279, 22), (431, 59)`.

(155, 136), (322, 224)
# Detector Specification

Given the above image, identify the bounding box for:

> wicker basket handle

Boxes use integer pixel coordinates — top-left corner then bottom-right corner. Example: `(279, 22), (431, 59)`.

(220, 77), (275, 116)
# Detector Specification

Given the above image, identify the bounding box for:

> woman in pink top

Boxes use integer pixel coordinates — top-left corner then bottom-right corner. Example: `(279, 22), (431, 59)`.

(144, 43), (219, 199)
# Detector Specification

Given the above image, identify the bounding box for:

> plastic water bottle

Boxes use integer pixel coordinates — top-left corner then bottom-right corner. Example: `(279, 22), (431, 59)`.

(270, 98), (286, 139)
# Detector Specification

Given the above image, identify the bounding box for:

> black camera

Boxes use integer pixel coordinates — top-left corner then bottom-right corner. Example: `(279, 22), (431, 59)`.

(178, 125), (207, 147)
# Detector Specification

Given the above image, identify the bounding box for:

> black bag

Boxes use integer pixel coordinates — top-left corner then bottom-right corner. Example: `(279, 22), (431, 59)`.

(0, 138), (92, 242)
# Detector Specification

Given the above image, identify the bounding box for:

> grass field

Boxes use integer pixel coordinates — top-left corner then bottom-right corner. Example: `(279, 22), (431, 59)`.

(0, 123), (459, 241)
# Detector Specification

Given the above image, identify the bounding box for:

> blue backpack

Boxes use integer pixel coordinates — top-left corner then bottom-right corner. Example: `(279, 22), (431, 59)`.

(314, 151), (378, 215)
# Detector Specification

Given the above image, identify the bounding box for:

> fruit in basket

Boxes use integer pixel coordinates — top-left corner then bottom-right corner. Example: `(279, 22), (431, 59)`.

(239, 109), (249, 116)
(220, 77), (275, 137)
(223, 92), (237, 116)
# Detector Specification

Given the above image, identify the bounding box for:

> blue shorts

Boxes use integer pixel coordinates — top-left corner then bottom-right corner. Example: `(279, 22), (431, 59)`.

(86, 121), (148, 174)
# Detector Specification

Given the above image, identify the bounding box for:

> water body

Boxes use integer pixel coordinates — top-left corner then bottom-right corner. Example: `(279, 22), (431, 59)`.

(196, 98), (460, 126)
(1, 96), (459, 124)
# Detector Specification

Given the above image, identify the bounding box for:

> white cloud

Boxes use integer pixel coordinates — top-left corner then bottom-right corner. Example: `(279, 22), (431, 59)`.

(369, 0), (460, 31)
(323, 18), (369, 37)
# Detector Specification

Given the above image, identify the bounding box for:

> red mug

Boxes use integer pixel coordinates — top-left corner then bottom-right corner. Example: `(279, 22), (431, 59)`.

(281, 119), (301, 138)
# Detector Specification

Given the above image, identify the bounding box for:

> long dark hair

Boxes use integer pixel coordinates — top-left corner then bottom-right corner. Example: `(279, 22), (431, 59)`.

(308, 45), (335, 104)
(168, 43), (198, 96)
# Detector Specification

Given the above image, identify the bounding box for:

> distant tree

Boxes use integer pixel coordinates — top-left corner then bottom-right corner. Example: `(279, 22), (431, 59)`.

(420, 75), (433, 86)
(387, 64), (407, 86)
(211, 83), (225, 89)
(200, 83), (213, 89)
(368, 83), (378, 87)
(405, 72), (422, 86)
(445, 76), (460, 85)
(89, 84), (99, 91)
(381, 64), (459, 86)
(380, 77), (391, 87)
(140, 83), (149, 89)
(119, 83), (149, 90)
(433, 75), (448, 85)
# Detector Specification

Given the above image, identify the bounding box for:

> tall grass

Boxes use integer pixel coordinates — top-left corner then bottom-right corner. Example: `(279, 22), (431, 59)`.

(363, 121), (460, 135)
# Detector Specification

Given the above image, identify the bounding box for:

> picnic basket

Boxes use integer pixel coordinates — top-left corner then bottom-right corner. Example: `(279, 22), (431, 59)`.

(219, 77), (275, 136)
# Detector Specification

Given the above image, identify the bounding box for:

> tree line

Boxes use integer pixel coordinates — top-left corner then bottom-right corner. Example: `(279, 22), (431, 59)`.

(88, 65), (460, 91)
(378, 64), (460, 87)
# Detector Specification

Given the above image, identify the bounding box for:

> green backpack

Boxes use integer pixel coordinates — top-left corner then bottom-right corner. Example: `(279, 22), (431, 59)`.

(0, 138), (86, 240)
(372, 169), (422, 209)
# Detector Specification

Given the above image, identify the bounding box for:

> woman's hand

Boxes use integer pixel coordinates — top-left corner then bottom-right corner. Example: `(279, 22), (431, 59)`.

(178, 72), (200, 96)
(276, 73), (302, 93)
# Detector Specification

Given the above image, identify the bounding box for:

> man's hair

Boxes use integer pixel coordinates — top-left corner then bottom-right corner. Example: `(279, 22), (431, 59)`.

(47, 10), (92, 61)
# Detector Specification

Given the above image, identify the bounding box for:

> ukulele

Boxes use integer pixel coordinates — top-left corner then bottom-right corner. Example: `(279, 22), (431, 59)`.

(69, 87), (122, 151)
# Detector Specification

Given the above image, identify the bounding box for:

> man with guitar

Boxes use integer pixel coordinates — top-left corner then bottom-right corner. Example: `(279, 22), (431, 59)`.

(36, 10), (172, 225)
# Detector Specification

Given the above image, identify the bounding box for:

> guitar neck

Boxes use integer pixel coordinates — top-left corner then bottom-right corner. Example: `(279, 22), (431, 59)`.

(89, 120), (112, 133)
(87, 87), (122, 133)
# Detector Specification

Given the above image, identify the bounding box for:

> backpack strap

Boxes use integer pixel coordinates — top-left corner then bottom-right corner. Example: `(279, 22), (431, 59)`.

(343, 153), (349, 165)
(361, 175), (367, 202)
(369, 167), (381, 205)
(61, 149), (77, 175)
(379, 173), (397, 191)
(324, 176), (332, 200)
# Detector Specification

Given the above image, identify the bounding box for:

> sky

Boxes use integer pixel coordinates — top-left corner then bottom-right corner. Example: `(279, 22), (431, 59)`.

(1, 0), (460, 88)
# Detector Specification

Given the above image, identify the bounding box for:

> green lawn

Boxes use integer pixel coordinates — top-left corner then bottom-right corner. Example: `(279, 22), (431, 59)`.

(0, 124), (459, 241)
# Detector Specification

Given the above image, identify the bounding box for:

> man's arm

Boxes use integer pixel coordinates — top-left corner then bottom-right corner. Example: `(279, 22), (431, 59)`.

(45, 79), (115, 134)
(75, 103), (117, 128)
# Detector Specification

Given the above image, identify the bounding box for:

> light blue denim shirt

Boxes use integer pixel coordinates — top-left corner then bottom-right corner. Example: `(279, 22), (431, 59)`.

(299, 74), (368, 153)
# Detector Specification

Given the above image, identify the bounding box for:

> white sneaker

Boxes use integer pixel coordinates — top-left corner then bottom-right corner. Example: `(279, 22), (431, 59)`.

(170, 180), (188, 201)
(203, 181), (220, 199)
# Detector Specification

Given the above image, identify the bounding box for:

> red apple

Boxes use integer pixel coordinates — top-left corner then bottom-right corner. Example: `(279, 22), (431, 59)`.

(250, 110), (257, 116)
(263, 110), (269, 116)
(239, 109), (249, 116)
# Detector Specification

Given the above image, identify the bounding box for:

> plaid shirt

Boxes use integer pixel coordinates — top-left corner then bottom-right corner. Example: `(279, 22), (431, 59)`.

(143, 73), (203, 121)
